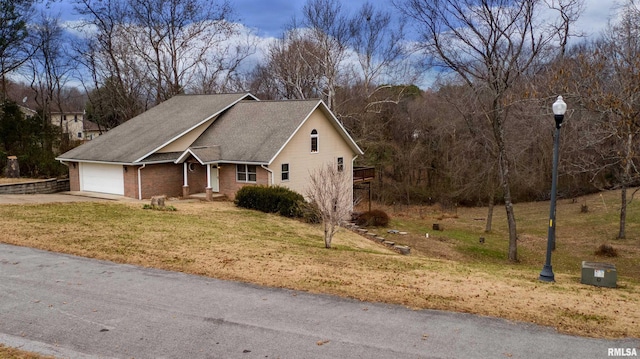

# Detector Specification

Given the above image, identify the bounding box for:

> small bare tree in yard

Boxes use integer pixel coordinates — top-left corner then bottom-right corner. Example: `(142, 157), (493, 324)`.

(306, 163), (353, 249)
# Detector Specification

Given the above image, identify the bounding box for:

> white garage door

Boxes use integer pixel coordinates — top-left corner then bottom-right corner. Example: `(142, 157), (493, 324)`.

(80, 163), (125, 195)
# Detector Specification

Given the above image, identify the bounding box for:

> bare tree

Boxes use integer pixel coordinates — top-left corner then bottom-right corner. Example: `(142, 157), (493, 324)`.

(545, 0), (586, 58)
(74, 0), (249, 118)
(0, 0), (34, 98)
(123, 0), (237, 102)
(306, 163), (353, 249)
(74, 0), (146, 124)
(566, 0), (640, 239)
(260, 33), (325, 100)
(27, 14), (76, 128)
(346, 2), (413, 105)
(397, 0), (577, 261)
(298, 0), (352, 111)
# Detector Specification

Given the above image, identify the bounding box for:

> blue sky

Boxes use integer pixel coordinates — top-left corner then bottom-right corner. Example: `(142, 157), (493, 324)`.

(43, 0), (618, 39)
(33, 0), (620, 90)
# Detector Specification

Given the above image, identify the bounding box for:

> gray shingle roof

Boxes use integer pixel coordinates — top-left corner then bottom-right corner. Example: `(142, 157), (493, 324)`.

(57, 94), (363, 165)
(57, 93), (253, 163)
(191, 100), (323, 163)
(189, 146), (221, 163)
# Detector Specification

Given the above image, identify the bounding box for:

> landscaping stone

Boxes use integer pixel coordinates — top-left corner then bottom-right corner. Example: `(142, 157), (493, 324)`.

(4, 156), (19, 178)
(150, 195), (166, 207)
(394, 245), (411, 255)
(357, 228), (368, 233)
(398, 231), (408, 235)
(387, 229), (399, 234)
(383, 241), (395, 246)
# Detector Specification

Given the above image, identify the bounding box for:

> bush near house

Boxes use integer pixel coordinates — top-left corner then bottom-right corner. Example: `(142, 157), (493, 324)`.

(235, 185), (304, 218)
(354, 209), (390, 227)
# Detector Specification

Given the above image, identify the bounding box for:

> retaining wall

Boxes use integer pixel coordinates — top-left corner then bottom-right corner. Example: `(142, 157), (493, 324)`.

(0, 179), (70, 195)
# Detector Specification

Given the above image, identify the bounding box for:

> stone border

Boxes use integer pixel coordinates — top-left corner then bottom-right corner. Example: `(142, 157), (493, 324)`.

(0, 178), (70, 195)
(344, 222), (411, 255)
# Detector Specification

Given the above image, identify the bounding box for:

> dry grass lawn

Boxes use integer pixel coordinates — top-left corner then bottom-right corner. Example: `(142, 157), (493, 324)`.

(0, 178), (40, 185)
(0, 189), (639, 340)
(0, 344), (55, 359)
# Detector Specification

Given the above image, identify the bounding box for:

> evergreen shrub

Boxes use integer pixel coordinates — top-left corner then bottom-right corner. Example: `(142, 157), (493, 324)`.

(235, 185), (304, 218)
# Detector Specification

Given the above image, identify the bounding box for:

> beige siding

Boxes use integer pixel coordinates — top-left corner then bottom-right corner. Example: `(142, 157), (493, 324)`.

(271, 108), (356, 198)
(157, 117), (215, 153)
(51, 113), (85, 140)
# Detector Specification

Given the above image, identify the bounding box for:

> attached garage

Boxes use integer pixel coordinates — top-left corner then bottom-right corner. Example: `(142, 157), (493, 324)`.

(79, 163), (125, 195)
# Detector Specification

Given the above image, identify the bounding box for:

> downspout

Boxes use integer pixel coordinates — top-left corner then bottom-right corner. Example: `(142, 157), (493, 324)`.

(206, 163), (211, 189)
(261, 165), (273, 186)
(351, 155), (358, 212)
(137, 164), (146, 200)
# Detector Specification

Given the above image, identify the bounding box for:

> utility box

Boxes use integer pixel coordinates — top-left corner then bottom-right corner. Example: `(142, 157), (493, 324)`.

(581, 261), (617, 288)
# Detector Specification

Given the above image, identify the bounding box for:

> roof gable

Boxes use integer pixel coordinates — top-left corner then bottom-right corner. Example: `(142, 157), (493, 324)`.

(190, 100), (322, 163)
(57, 93), (254, 163)
(268, 100), (364, 163)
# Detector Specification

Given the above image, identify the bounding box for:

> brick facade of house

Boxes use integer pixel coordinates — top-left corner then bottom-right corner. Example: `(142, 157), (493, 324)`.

(218, 164), (269, 200)
(69, 161), (271, 200)
(69, 163), (80, 191)
(185, 162), (208, 195)
(123, 165), (139, 198)
(138, 163), (184, 199)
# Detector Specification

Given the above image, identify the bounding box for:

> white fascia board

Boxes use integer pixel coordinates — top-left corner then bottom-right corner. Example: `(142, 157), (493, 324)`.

(318, 100), (364, 155)
(133, 93), (256, 163)
(267, 104), (314, 165)
(175, 148), (204, 164)
(267, 100), (364, 165)
(54, 158), (135, 166)
(220, 160), (269, 165)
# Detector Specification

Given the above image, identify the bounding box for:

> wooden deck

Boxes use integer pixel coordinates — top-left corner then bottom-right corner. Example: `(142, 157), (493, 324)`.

(353, 166), (375, 183)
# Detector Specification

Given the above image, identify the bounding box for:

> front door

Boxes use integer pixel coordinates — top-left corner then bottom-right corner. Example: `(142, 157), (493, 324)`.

(210, 166), (219, 192)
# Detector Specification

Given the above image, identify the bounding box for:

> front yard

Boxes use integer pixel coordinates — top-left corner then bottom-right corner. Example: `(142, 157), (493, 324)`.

(0, 191), (639, 339)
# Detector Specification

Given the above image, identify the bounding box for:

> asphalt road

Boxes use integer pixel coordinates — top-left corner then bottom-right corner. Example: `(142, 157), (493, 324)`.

(0, 243), (638, 359)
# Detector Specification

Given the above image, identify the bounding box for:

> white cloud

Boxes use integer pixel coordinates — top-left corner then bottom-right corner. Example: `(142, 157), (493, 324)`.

(573, 0), (618, 38)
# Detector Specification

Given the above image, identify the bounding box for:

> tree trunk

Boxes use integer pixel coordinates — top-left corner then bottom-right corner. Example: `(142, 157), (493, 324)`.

(324, 223), (332, 248)
(504, 189), (518, 262)
(617, 186), (627, 239)
(494, 112), (518, 262)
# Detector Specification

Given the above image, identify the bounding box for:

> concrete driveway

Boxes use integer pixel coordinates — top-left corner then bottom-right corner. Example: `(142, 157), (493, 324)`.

(1, 243), (637, 359)
(0, 192), (138, 204)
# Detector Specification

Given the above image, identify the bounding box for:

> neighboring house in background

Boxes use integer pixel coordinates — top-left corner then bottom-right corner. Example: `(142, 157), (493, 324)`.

(15, 105), (103, 142)
(18, 105), (37, 119)
(56, 93), (364, 202)
(82, 118), (103, 140)
(50, 111), (103, 141)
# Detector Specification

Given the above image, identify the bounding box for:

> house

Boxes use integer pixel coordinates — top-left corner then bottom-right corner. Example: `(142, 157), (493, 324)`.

(82, 118), (103, 141)
(50, 111), (103, 141)
(56, 93), (364, 202)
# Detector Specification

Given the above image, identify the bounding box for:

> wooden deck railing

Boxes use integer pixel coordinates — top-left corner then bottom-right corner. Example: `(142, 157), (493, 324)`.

(353, 166), (375, 183)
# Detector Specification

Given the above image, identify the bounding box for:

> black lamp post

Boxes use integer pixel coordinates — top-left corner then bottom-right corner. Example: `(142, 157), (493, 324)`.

(539, 95), (567, 282)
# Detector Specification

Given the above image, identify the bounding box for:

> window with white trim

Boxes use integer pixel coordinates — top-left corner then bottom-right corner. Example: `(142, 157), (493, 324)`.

(281, 163), (289, 181)
(237, 164), (257, 182)
(310, 129), (318, 153)
(337, 157), (344, 172)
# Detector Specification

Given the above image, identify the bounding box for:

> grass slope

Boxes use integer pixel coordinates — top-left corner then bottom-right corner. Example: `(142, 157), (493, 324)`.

(0, 190), (638, 339)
